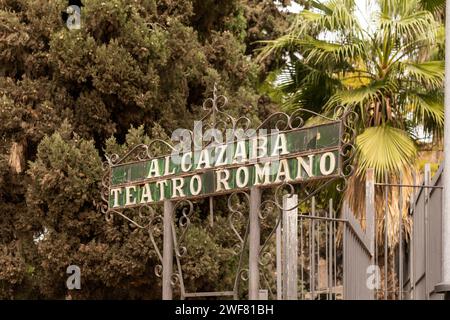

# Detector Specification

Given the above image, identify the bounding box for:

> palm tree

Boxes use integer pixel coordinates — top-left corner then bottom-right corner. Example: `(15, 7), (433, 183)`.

(257, 0), (444, 298)
(258, 0), (443, 210)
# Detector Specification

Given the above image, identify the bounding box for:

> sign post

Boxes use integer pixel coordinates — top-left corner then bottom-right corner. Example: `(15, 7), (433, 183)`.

(162, 200), (174, 300)
(249, 186), (261, 300)
(283, 194), (298, 300)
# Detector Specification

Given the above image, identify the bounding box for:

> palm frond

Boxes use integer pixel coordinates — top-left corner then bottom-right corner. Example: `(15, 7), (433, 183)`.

(379, 0), (438, 43)
(407, 91), (444, 136)
(419, 0), (445, 13)
(326, 80), (396, 109)
(356, 125), (417, 178)
(400, 60), (444, 88)
(302, 37), (367, 64)
(256, 35), (302, 62)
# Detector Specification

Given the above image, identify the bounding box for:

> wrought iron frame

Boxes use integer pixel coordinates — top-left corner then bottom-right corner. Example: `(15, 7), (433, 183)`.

(101, 85), (358, 299)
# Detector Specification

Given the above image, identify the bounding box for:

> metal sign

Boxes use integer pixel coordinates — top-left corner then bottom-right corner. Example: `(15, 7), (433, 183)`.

(100, 87), (357, 301)
(106, 121), (342, 210)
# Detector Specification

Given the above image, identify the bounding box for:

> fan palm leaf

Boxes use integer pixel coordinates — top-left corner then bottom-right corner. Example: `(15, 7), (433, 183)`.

(356, 125), (417, 178)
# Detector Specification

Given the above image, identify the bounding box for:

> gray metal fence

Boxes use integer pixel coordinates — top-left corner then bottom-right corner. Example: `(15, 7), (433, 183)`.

(343, 202), (374, 300)
(275, 196), (345, 300)
(274, 194), (374, 300)
(368, 164), (445, 300)
(404, 165), (444, 300)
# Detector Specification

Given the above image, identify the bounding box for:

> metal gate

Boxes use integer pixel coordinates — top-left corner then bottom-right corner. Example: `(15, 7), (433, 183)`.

(265, 193), (374, 300)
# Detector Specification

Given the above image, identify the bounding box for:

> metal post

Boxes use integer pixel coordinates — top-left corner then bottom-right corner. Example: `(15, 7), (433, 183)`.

(282, 194), (298, 300)
(342, 202), (348, 299)
(259, 289), (269, 300)
(163, 200), (174, 300)
(366, 169), (376, 260)
(437, 0), (450, 299)
(411, 171), (416, 300)
(399, 170), (403, 300)
(209, 196), (214, 227)
(366, 169), (376, 298)
(249, 186), (261, 300)
(384, 172), (389, 300)
(276, 212), (282, 300)
(311, 197), (316, 299)
(424, 164), (430, 299)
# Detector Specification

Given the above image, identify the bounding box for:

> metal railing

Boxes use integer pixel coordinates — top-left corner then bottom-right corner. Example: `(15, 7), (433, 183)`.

(369, 164), (444, 300)
(343, 202), (374, 300)
(273, 195), (374, 300)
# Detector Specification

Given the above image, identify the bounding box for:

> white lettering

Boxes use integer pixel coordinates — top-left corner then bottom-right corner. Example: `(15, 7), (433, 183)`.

(216, 169), (231, 192)
(320, 152), (336, 176)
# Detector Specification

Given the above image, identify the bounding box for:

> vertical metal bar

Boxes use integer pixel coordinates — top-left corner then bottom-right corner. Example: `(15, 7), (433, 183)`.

(283, 194), (298, 300)
(259, 289), (269, 300)
(300, 214), (304, 299)
(276, 210), (282, 300)
(399, 171), (403, 300)
(440, 0), (450, 299)
(249, 186), (261, 300)
(328, 199), (332, 300)
(411, 170), (416, 300)
(424, 164), (430, 300)
(163, 200), (174, 300)
(316, 203), (320, 299)
(209, 196), (214, 227)
(366, 169), (376, 299)
(171, 223), (186, 300)
(384, 172), (389, 300)
(325, 204), (328, 300)
(333, 203), (337, 299)
(343, 203), (347, 299)
(311, 197), (316, 299)
(375, 186), (378, 299)
(309, 208), (312, 299)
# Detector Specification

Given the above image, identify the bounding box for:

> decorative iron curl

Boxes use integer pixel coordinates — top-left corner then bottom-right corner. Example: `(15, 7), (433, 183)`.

(289, 108), (335, 129)
(105, 144), (148, 166)
(105, 140), (176, 168)
(257, 112), (290, 131)
(146, 207), (164, 277)
(227, 191), (250, 255)
(259, 181), (296, 220)
(172, 199), (195, 258)
(257, 108), (336, 132)
(259, 251), (273, 267)
(337, 108), (359, 192)
(258, 181), (295, 267)
(198, 84), (252, 147)
(154, 264), (163, 278)
(170, 273), (182, 287)
(100, 201), (165, 278)
(239, 268), (249, 282)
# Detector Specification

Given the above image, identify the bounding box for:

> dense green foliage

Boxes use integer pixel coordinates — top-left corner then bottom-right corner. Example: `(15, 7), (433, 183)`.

(0, 0), (289, 299)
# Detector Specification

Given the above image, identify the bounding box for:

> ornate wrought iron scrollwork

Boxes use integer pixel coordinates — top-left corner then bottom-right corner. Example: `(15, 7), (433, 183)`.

(197, 84), (252, 148)
(227, 191), (250, 255)
(337, 108), (359, 192)
(258, 182), (295, 267)
(105, 140), (176, 167)
(172, 199), (195, 258)
(99, 85), (359, 299)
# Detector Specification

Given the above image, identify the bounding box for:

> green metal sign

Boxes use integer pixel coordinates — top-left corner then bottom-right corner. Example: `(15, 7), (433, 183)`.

(108, 121), (342, 209)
